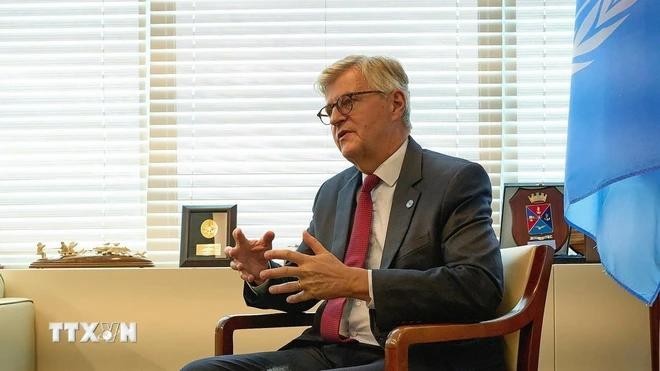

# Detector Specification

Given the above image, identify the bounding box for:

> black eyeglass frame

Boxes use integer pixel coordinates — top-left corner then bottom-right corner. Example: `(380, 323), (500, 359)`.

(316, 90), (385, 125)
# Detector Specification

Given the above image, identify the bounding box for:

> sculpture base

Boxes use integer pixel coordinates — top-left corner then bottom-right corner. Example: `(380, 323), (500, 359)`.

(29, 255), (154, 268)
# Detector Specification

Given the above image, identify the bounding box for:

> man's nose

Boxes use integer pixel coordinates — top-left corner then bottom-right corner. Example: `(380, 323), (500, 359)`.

(329, 107), (346, 126)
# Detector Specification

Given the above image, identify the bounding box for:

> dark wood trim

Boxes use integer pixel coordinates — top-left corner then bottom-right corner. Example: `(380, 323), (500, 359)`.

(215, 312), (314, 356)
(652, 296), (659, 371)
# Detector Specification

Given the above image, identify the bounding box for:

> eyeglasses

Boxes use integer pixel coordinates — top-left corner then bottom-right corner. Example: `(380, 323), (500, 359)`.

(316, 90), (384, 125)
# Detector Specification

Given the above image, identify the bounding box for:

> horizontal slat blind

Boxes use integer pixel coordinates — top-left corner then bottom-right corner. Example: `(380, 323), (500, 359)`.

(502, 1), (574, 184)
(0, 1), (577, 267)
(148, 0), (502, 264)
(0, 1), (147, 266)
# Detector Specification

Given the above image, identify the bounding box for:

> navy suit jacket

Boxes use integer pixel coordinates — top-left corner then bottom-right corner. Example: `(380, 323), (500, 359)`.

(244, 137), (504, 369)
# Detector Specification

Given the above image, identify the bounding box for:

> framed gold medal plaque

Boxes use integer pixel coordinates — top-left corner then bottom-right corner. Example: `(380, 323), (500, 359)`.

(180, 205), (237, 267)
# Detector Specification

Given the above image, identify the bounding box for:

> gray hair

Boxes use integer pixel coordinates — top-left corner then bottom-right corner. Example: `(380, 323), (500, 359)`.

(316, 55), (411, 130)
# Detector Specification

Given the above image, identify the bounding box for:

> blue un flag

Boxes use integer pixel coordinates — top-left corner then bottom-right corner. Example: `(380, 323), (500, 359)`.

(566, 0), (660, 304)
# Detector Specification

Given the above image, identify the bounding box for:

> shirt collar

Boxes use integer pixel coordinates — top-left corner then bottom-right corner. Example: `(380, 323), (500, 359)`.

(362, 138), (408, 187)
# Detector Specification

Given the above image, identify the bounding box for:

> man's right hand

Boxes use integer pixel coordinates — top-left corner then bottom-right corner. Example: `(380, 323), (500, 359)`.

(225, 228), (274, 285)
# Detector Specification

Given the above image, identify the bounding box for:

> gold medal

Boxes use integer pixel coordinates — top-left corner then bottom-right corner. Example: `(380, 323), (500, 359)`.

(200, 219), (218, 239)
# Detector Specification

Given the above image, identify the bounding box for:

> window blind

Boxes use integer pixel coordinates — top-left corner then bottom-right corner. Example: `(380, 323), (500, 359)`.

(502, 0), (575, 184)
(0, 1), (576, 267)
(148, 0), (506, 265)
(0, 1), (147, 266)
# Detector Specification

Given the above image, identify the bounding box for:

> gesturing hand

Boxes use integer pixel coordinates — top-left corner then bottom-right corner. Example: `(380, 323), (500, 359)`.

(260, 231), (369, 304)
(225, 228), (274, 285)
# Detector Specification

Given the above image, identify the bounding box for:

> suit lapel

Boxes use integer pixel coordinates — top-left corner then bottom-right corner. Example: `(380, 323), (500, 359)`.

(331, 169), (361, 260)
(380, 138), (423, 268)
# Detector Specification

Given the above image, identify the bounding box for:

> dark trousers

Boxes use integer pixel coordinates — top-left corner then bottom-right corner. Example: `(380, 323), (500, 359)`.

(181, 339), (505, 371)
(180, 342), (384, 371)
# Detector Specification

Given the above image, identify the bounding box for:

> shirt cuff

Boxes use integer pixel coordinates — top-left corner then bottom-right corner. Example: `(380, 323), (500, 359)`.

(367, 269), (375, 309)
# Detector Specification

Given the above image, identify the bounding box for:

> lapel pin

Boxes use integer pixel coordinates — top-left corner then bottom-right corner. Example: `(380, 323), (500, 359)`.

(406, 200), (414, 208)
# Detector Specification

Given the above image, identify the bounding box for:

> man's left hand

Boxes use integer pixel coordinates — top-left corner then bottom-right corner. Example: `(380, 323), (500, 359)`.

(260, 231), (370, 304)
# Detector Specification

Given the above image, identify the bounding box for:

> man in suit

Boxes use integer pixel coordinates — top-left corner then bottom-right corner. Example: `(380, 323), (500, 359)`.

(182, 55), (504, 370)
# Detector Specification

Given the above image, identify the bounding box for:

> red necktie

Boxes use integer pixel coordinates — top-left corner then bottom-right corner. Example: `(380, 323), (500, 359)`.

(320, 174), (380, 342)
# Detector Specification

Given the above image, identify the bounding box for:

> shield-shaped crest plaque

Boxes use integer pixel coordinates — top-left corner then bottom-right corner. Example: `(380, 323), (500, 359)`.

(500, 184), (569, 252)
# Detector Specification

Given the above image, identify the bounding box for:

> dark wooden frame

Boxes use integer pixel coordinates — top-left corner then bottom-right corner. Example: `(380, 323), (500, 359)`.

(652, 296), (659, 371)
(180, 205), (236, 267)
(214, 245), (554, 371)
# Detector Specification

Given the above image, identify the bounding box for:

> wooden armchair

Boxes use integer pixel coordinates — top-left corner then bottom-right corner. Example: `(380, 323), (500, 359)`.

(215, 244), (554, 371)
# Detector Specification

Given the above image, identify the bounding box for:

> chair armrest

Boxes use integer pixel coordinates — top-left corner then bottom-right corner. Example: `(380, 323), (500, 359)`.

(215, 312), (314, 356)
(387, 306), (528, 345)
(384, 310), (528, 371)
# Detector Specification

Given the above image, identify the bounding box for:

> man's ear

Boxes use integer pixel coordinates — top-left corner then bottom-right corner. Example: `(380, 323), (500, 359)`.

(390, 89), (406, 122)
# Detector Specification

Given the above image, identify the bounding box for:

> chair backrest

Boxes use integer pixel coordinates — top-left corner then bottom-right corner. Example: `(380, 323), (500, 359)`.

(498, 245), (553, 371)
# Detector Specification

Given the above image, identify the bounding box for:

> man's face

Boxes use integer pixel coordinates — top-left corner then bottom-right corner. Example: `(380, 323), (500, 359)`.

(324, 69), (399, 168)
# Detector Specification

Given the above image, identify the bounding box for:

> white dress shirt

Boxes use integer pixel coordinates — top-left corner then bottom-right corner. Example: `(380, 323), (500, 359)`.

(339, 138), (408, 345)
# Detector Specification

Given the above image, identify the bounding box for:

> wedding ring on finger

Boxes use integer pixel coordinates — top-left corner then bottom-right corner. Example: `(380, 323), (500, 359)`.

(297, 280), (303, 291)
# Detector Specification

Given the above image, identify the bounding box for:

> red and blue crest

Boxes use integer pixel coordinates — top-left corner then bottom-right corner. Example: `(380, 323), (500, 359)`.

(526, 203), (553, 235)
